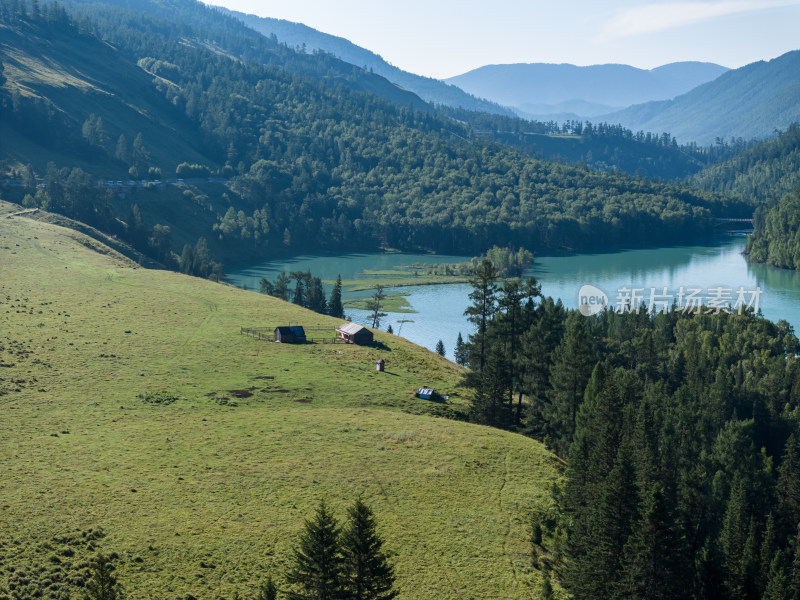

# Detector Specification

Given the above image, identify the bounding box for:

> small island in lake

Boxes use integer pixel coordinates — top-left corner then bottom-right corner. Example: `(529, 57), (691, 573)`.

(332, 245), (535, 294)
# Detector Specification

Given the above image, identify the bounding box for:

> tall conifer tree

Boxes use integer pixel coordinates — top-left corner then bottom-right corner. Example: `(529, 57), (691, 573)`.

(340, 498), (397, 600)
(464, 259), (497, 371)
(544, 313), (594, 455)
(328, 275), (344, 319)
(777, 435), (800, 543)
(84, 554), (123, 600)
(286, 501), (345, 600)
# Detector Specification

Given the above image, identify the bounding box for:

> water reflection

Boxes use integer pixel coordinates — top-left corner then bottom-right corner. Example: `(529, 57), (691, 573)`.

(227, 237), (800, 358)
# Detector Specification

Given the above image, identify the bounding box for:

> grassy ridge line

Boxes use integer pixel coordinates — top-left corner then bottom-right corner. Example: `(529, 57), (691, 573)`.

(0, 200), (563, 599)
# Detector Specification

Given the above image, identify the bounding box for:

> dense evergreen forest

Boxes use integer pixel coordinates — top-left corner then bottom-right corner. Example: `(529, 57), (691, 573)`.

(691, 124), (800, 203)
(459, 262), (800, 598)
(439, 107), (755, 180)
(691, 124), (800, 271)
(1, 0), (754, 269)
(746, 190), (800, 270)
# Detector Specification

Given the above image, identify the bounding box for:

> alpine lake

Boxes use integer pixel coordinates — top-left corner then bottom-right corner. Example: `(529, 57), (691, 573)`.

(226, 236), (800, 361)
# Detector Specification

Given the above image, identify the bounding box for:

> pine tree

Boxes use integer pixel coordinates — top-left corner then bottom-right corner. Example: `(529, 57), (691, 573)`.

(454, 332), (467, 366)
(291, 271), (306, 307)
(544, 313), (594, 456)
(366, 286), (387, 329)
(181, 244), (195, 275)
(469, 342), (512, 428)
(126, 204), (145, 247)
(720, 477), (749, 598)
(328, 275), (344, 319)
(115, 134), (129, 163)
(340, 499), (397, 600)
(763, 550), (789, 600)
(562, 363), (609, 551)
(131, 133), (150, 175)
(306, 276), (327, 314)
(286, 500), (345, 600)
(741, 518), (760, 600)
(789, 523), (800, 599)
(256, 576), (279, 600)
(760, 513), (777, 591)
(496, 277), (535, 424)
(464, 259), (497, 371)
(522, 298), (565, 439)
(274, 272), (291, 301)
(567, 393), (638, 600)
(435, 339), (445, 356)
(540, 575), (554, 600)
(22, 163), (35, 192)
(777, 435), (800, 543)
(260, 277), (274, 295)
(616, 483), (689, 600)
(84, 554), (123, 600)
(531, 511), (543, 548)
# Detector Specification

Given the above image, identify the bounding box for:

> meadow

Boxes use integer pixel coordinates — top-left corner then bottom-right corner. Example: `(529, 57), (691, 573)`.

(0, 200), (563, 599)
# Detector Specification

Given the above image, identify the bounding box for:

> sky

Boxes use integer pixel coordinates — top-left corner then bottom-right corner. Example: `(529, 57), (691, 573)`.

(204, 0), (800, 79)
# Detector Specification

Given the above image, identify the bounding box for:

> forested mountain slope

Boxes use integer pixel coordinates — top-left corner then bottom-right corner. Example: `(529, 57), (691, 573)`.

(602, 50), (800, 144)
(223, 6), (735, 181)
(64, 0), (429, 110)
(1, 0), (751, 271)
(691, 123), (800, 203)
(745, 189), (800, 270)
(0, 5), (213, 175)
(692, 124), (800, 271)
(222, 8), (515, 117)
(438, 107), (715, 180)
(455, 267), (800, 597)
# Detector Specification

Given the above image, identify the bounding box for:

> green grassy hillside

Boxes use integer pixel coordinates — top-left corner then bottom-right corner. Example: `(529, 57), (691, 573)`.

(0, 15), (213, 175)
(0, 199), (563, 599)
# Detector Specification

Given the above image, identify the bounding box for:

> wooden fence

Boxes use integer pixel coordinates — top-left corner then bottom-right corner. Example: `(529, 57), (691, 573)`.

(240, 326), (342, 344)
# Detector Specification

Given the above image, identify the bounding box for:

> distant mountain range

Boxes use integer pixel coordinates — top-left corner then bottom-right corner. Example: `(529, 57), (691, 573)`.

(210, 9), (800, 145)
(218, 7), (516, 116)
(445, 62), (730, 120)
(601, 51), (800, 145)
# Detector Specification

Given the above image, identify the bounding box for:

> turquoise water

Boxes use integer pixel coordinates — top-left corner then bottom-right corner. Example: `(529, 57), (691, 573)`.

(226, 237), (800, 360)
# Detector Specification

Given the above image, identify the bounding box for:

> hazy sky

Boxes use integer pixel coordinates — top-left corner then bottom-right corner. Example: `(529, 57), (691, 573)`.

(204, 0), (800, 79)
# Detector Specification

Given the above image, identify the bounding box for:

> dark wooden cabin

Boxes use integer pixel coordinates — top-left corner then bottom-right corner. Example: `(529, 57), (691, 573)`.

(274, 326), (307, 343)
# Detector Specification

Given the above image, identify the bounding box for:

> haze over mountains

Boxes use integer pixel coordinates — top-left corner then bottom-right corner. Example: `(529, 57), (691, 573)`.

(219, 7), (516, 117)
(221, 9), (800, 145)
(445, 62), (730, 120)
(603, 50), (800, 145)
